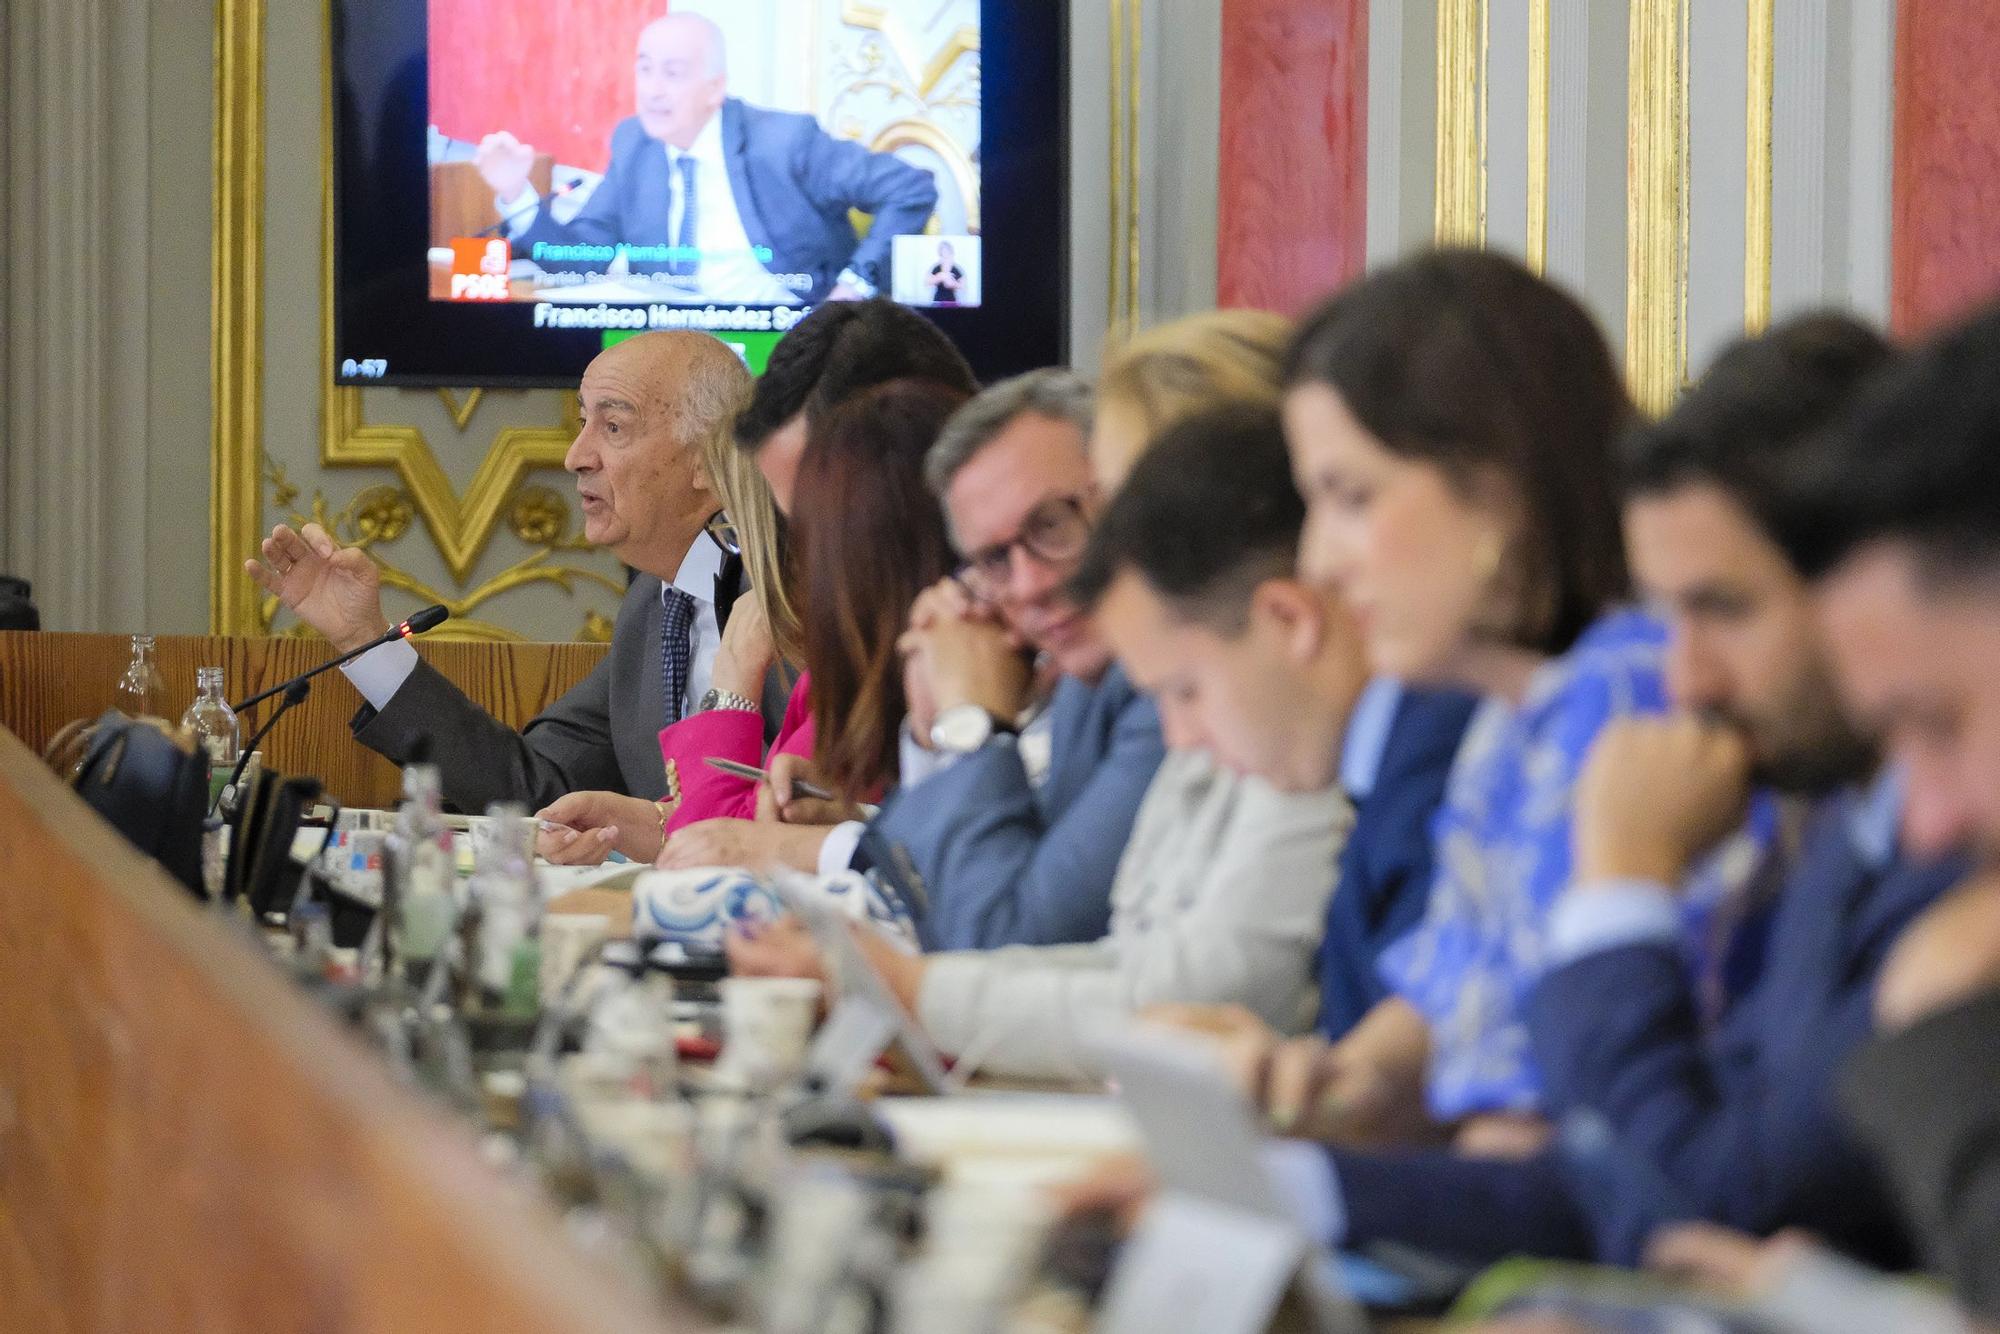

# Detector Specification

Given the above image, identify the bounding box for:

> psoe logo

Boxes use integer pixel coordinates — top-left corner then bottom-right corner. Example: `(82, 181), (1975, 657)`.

(449, 237), (512, 300)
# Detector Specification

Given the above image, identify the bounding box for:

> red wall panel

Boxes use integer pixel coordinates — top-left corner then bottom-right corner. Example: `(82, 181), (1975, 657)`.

(1893, 0), (2000, 335)
(1216, 0), (1369, 314)
(429, 0), (667, 174)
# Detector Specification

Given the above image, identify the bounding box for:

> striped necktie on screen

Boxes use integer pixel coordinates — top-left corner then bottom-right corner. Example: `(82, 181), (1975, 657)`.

(660, 586), (696, 728)
(671, 151), (699, 278)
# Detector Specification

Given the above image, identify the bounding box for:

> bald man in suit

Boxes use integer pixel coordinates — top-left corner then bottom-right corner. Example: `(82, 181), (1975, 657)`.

(247, 331), (753, 813)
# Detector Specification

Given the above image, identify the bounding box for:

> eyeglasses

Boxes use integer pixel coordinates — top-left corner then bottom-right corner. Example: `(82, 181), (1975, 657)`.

(703, 511), (742, 557)
(956, 495), (1092, 599)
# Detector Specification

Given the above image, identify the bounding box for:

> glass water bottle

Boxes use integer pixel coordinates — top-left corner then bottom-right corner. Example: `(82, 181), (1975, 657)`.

(113, 634), (169, 718)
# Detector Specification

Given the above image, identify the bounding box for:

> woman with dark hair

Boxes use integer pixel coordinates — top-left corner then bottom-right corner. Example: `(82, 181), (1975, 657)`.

(1217, 250), (1689, 1156)
(791, 378), (965, 800)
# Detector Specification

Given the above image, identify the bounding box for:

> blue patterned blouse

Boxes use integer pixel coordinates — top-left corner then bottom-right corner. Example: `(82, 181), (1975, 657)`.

(1377, 607), (1678, 1120)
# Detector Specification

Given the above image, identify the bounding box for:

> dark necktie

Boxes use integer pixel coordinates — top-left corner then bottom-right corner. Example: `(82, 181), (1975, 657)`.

(660, 587), (696, 728)
(672, 152), (699, 278)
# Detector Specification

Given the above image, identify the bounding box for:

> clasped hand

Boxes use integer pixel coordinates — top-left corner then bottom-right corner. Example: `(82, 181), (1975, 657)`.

(897, 578), (1031, 736)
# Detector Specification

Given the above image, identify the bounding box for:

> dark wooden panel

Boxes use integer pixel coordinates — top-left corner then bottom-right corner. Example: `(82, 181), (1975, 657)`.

(0, 632), (607, 808)
(1216, 0), (1369, 314)
(1893, 0), (2000, 335)
(0, 727), (708, 1332)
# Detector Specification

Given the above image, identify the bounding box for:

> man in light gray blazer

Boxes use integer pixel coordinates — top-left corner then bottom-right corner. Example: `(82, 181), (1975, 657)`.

(246, 330), (752, 812)
(819, 370), (1166, 949)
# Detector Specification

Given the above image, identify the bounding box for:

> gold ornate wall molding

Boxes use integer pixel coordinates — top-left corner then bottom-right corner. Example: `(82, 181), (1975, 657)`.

(1435, 0), (1488, 247)
(1744, 0), (1774, 333)
(210, 0), (267, 635)
(1525, 0), (1550, 272)
(1108, 0), (1142, 333)
(1626, 0), (1690, 416)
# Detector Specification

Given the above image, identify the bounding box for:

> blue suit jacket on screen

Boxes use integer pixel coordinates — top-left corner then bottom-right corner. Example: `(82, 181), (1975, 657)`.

(517, 99), (938, 299)
(864, 664), (1165, 952)
(1316, 687), (1478, 1041)
(1328, 792), (1966, 1269)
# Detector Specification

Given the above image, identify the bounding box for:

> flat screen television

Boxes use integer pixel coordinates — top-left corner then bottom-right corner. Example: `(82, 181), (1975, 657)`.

(331, 0), (1068, 388)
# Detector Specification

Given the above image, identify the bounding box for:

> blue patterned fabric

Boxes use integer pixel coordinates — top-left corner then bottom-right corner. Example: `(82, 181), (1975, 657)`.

(659, 585), (695, 730)
(1377, 608), (1677, 1119)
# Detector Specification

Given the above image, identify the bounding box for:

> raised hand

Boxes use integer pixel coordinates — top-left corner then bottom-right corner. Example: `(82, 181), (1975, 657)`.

(474, 131), (537, 208)
(244, 522), (390, 654)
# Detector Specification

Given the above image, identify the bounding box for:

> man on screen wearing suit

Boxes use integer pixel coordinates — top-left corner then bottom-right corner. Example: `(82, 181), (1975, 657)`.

(475, 12), (939, 305)
(246, 331), (752, 813)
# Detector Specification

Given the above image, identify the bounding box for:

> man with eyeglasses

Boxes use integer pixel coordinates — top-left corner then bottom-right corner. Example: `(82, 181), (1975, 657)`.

(246, 331), (757, 812)
(809, 369), (1167, 950)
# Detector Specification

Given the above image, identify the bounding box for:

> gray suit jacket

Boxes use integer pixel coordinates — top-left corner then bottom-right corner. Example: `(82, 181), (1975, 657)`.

(519, 99), (939, 299)
(351, 574), (677, 812)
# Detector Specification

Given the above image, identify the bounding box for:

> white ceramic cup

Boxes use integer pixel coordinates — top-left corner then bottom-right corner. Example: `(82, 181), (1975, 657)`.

(718, 976), (823, 1085)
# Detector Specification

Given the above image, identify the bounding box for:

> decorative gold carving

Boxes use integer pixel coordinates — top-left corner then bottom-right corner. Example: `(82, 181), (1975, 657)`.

(211, 0), (268, 635)
(436, 387), (485, 431)
(870, 117), (980, 232)
(1627, 0), (1691, 416)
(319, 389), (582, 584)
(1526, 0), (1550, 273)
(829, 33), (979, 120)
(578, 610), (616, 645)
(507, 485), (569, 546)
(838, 2), (981, 99)
(1435, 0), (1488, 246)
(1745, 0), (1775, 333)
(350, 485), (414, 544)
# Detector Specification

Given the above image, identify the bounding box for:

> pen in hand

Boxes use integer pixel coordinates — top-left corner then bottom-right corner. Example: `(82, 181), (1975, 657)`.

(702, 755), (837, 803)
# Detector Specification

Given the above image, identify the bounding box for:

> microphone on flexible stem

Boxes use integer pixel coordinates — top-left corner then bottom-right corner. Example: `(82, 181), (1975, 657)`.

(232, 604), (450, 714)
(212, 678), (310, 816)
(473, 177), (588, 239)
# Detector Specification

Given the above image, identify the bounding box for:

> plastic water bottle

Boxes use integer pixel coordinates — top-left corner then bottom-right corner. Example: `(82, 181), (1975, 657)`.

(385, 763), (456, 977)
(469, 804), (541, 1015)
(113, 633), (169, 718)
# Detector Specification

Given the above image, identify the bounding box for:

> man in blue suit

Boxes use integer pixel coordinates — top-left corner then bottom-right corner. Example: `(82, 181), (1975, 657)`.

(476, 13), (938, 304)
(817, 369), (1166, 950)
(1263, 315), (1966, 1271)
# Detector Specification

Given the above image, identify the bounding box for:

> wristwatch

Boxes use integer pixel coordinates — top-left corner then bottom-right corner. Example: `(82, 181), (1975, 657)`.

(699, 687), (759, 714)
(929, 703), (1018, 755)
(836, 266), (878, 299)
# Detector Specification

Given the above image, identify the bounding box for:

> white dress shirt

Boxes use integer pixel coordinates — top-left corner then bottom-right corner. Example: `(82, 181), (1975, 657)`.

(341, 532), (726, 722)
(501, 112), (800, 307)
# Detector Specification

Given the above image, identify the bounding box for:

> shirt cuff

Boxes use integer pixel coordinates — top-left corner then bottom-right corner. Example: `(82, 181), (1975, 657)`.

(1546, 880), (1680, 967)
(817, 820), (866, 876)
(896, 722), (958, 789)
(496, 191), (538, 237)
(339, 638), (420, 713)
(1259, 1138), (1346, 1247)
